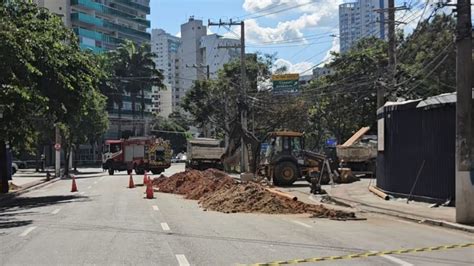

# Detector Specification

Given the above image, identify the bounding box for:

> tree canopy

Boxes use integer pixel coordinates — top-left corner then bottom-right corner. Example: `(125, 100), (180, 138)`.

(0, 1), (108, 179)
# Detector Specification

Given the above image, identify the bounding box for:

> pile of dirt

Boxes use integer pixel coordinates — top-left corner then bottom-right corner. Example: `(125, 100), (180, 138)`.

(199, 182), (355, 219)
(152, 169), (355, 220)
(152, 169), (235, 200)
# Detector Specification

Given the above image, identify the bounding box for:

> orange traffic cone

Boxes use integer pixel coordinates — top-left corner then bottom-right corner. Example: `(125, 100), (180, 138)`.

(143, 172), (148, 185)
(71, 176), (78, 192)
(146, 181), (154, 199)
(128, 174), (135, 189)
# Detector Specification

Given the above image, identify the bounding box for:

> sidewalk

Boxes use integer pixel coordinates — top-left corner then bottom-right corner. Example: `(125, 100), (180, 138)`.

(2, 168), (104, 200)
(325, 179), (474, 232)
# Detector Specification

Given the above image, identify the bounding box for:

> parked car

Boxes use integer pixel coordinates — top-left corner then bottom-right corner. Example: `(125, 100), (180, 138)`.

(13, 159), (27, 169)
(12, 162), (18, 175)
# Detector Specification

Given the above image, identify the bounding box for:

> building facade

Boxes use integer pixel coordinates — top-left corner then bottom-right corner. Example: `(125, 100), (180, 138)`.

(155, 18), (240, 111)
(151, 29), (180, 117)
(339, 0), (388, 53)
(312, 67), (333, 80)
(34, 0), (153, 139)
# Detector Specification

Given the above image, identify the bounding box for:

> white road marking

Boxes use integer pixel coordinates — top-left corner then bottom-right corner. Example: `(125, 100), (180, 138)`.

(291, 220), (312, 228)
(371, 250), (413, 266)
(161, 222), (170, 231)
(175, 254), (190, 266)
(380, 255), (413, 266)
(152, 205), (159, 211)
(19, 226), (37, 237)
(51, 208), (61, 215)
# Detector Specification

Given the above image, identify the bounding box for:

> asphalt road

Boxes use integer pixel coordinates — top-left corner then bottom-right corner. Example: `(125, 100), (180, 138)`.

(1, 163), (473, 265)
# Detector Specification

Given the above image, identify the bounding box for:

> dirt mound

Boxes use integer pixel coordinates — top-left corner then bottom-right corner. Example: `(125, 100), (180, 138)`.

(199, 182), (355, 219)
(153, 170), (355, 219)
(152, 169), (235, 200)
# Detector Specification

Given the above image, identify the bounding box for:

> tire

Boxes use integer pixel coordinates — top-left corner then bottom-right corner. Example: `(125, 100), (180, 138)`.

(127, 169), (132, 175)
(108, 169), (114, 175)
(273, 161), (299, 186)
(151, 169), (163, 175)
(135, 167), (145, 175)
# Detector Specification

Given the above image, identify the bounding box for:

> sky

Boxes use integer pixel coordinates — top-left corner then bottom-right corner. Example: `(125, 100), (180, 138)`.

(149, 0), (431, 75)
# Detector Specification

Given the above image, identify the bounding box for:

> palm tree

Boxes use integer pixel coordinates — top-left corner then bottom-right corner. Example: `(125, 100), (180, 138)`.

(97, 53), (124, 138)
(112, 41), (164, 136)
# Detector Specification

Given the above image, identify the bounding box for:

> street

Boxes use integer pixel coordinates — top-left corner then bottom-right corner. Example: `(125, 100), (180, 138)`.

(1, 164), (472, 266)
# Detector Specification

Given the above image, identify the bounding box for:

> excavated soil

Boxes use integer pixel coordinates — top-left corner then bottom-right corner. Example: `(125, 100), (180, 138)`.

(152, 169), (355, 220)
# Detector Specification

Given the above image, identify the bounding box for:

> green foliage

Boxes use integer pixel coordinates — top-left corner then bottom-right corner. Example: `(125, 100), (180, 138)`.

(0, 1), (108, 173)
(305, 37), (386, 144)
(395, 14), (456, 98)
(151, 115), (191, 153)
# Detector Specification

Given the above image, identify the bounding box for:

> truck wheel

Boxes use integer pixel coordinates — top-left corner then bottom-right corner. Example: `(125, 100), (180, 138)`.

(274, 162), (299, 186)
(151, 169), (163, 175)
(108, 169), (114, 176)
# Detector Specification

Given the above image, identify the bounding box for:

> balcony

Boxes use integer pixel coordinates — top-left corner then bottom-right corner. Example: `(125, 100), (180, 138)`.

(73, 27), (123, 46)
(71, 0), (150, 28)
(109, 0), (150, 14)
(72, 13), (149, 41)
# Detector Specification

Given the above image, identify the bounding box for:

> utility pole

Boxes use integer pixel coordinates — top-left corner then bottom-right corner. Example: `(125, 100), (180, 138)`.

(209, 19), (248, 173)
(375, 0), (408, 108)
(454, 0), (473, 224)
(186, 64), (210, 80)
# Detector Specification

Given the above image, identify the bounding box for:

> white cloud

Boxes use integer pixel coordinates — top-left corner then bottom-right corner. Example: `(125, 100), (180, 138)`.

(321, 36), (340, 64)
(273, 58), (313, 74)
(241, 0), (343, 44)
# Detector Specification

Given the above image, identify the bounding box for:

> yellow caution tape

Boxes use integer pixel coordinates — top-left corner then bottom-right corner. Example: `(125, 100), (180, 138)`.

(245, 242), (474, 265)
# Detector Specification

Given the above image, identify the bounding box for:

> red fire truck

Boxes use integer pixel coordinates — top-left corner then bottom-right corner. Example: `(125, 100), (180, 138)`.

(102, 136), (172, 175)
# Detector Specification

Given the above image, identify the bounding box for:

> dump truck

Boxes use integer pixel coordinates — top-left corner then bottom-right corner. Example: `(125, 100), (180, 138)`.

(256, 131), (333, 186)
(102, 136), (172, 175)
(186, 138), (225, 170)
(336, 127), (377, 177)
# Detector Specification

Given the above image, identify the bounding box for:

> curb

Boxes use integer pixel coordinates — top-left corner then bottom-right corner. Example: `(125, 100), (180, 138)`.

(0, 177), (61, 203)
(327, 195), (474, 233)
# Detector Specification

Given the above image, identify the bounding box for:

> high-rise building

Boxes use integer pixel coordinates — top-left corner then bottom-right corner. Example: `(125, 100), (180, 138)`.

(33, 0), (153, 139)
(151, 18), (240, 113)
(151, 29), (180, 117)
(177, 17), (239, 107)
(339, 0), (388, 53)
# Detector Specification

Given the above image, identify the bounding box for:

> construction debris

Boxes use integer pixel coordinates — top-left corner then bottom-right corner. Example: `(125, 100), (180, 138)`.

(152, 169), (356, 220)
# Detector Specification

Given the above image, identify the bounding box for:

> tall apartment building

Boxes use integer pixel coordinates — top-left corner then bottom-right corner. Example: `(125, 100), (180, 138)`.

(151, 29), (180, 118)
(339, 0), (388, 53)
(34, 0), (152, 139)
(176, 17), (240, 107)
(152, 18), (240, 113)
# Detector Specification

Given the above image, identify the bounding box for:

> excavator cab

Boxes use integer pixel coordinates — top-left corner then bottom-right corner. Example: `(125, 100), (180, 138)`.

(259, 131), (305, 186)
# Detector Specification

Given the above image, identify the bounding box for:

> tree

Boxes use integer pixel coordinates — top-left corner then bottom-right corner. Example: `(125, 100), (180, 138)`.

(0, 1), (109, 187)
(306, 37), (387, 144)
(110, 40), (164, 136)
(394, 14), (456, 99)
(150, 116), (191, 154)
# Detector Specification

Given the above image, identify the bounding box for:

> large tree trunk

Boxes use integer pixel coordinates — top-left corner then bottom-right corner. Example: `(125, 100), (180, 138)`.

(0, 141), (9, 193)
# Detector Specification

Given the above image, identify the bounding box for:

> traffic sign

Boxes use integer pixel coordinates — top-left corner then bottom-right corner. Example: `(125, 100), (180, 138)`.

(54, 143), (61, 151)
(272, 73), (300, 94)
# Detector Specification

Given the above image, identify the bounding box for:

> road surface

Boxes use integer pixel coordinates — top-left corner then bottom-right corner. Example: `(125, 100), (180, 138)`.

(1, 163), (473, 265)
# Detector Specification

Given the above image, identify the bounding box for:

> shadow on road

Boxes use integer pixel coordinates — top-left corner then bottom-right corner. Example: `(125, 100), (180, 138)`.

(0, 195), (89, 230)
